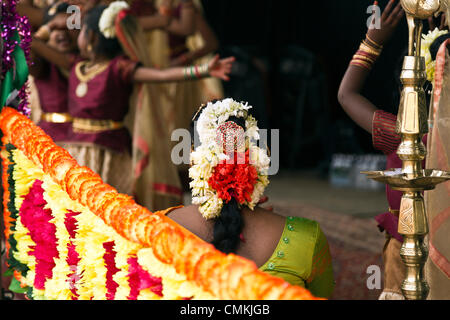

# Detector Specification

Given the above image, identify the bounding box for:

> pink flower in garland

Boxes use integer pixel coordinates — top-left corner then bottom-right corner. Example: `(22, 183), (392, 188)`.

(127, 256), (163, 299)
(20, 180), (59, 290)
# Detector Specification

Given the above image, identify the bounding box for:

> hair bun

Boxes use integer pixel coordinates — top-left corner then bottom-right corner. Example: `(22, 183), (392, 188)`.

(189, 99), (270, 220)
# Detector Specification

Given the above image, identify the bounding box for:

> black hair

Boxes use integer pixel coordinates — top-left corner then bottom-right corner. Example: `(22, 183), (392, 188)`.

(83, 5), (123, 59)
(190, 103), (246, 254)
(211, 198), (243, 254)
(43, 1), (70, 24)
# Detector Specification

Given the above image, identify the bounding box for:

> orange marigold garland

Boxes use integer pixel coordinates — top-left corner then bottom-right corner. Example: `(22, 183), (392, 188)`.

(0, 107), (320, 300)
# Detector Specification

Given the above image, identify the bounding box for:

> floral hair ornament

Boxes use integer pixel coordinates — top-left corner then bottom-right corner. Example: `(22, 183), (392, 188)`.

(98, 1), (130, 39)
(189, 99), (271, 220)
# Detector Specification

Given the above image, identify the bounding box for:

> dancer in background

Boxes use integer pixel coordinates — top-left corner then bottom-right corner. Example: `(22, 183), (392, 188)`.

(136, 0), (224, 130)
(164, 0), (224, 133)
(337, 0), (406, 299)
(26, 2), (79, 143)
(30, 2), (234, 209)
(136, 0), (224, 191)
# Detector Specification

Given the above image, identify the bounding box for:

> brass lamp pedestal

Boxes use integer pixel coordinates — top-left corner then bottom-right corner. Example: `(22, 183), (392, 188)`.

(362, 0), (450, 300)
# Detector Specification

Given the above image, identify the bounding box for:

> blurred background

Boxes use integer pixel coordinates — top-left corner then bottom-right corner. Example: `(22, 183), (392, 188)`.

(199, 0), (417, 299)
(203, 0), (409, 174)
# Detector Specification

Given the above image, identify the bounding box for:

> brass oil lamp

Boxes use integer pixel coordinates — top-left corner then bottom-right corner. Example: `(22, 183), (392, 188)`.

(363, 0), (450, 300)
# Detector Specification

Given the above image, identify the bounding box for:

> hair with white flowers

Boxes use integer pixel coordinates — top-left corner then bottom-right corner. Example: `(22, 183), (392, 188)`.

(98, 1), (129, 39)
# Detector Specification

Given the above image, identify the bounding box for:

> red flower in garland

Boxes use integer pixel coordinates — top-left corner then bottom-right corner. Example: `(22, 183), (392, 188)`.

(127, 257), (163, 299)
(208, 150), (258, 205)
(19, 179), (59, 290)
(103, 241), (120, 300)
(64, 210), (81, 299)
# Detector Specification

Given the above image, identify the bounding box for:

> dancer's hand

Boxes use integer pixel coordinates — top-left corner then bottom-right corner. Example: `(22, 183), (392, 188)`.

(47, 13), (69, 30)
(208, 55), (235, 81)
(367, 0), (404, 46)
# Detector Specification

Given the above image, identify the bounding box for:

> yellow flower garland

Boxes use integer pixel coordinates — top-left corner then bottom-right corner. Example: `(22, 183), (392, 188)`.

(0, 107), (319, 300)
(11, 149), (43, 293)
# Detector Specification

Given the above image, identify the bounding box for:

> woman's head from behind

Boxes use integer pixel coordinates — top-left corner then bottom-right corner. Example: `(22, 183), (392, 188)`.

(189, 99), (271, 253)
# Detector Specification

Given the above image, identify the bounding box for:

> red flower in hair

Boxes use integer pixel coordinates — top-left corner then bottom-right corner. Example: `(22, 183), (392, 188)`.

(208, 150), (258, 205)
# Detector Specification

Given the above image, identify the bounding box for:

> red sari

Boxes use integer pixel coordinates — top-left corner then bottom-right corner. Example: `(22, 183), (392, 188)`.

(61, 55), (139, 195)
(67, 55), (138, 154)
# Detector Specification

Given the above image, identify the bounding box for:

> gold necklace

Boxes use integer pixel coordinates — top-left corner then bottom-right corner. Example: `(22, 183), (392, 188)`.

(74, 60), (110, 98)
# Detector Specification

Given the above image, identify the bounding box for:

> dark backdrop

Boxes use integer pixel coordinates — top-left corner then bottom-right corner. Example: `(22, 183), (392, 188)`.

(200, 0), (422, 171)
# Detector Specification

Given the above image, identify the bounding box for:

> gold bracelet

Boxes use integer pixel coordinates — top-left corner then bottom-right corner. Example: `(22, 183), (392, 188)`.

(363, 39), (383, 55)
(197, 63), (209, 77)
(365, 34), (383, 50)
(353, 54), (375, 64)
(362, 39), (383, 53)
(359, 42), (382, 57)
(360, 42), (382, 55)
(350, 59), (372, 70)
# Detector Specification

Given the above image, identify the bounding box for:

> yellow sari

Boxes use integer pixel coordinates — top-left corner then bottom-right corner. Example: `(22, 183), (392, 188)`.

(116, 12), (183, 211)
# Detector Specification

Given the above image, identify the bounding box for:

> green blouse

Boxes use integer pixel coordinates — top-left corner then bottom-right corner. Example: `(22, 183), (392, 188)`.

(259, 216), (335, 298)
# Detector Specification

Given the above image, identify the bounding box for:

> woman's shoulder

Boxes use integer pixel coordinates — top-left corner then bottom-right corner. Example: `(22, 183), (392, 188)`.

(288, 216), (321, 239)
(164, 205), (214, 241)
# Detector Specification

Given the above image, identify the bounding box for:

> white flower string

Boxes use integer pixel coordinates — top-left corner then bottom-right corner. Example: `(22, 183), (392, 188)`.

(98, 1), (129, 39)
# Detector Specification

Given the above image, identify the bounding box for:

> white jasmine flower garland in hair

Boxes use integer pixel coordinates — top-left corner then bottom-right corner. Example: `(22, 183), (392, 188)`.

(189, 99), (271, 220)
(99, 1), (130, 39)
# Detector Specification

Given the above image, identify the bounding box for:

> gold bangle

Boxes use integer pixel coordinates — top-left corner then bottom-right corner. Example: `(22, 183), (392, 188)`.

(363, 39), (383, 55)
(359, 42), (382, 57)
(362, 39), (383, 54)
(360, 42), (381, 55)
(365, 35), (383, 50)
(350, 59), (372, 70)
(353, 54), (375, 64)
(198, 63), (209, 77)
